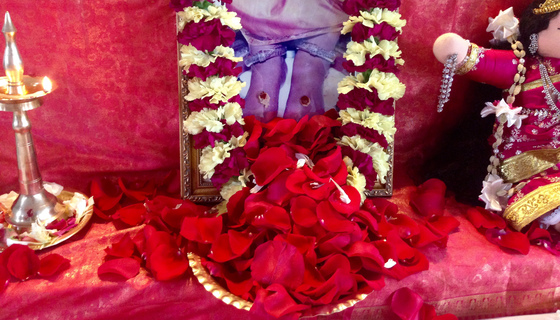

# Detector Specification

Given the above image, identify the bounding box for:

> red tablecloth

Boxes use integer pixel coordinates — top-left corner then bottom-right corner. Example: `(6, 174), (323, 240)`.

(2, 187), (559, 320)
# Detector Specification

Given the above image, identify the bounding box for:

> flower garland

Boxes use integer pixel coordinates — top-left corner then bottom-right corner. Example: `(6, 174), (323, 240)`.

(177, 0), (405, 199)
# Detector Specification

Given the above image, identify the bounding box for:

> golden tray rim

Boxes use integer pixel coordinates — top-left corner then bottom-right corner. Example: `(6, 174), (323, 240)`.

(187, 252), (369, 318)
(1, 190), (93, 252)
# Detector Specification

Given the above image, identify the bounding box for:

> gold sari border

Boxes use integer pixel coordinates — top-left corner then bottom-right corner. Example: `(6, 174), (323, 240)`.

(504, 181), (560, 231)
(456, 43), (480, 75)
(500, 148), (560, 184)
(521, 74), (560, 92)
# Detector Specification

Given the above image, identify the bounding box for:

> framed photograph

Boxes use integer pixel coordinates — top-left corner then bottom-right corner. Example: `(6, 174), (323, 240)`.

(177, 2), (401, 203)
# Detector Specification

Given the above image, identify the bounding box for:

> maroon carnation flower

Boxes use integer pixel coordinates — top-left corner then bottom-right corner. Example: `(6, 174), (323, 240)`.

(186, 57), (242, 81)
(352, 22), (400, 43)
(341, 146), (378, 189)
(177, 19), (236, 51)
(337, 87), (395, 115)
(211, 147), (250, 189)
(343, 55), (399, 74)
(338, 122), (389, 148)
(192, 121), (245, 149)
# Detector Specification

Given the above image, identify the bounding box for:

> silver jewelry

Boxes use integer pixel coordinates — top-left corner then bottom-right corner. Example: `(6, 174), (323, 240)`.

(437, 53), (458, 113)
(539, 62), (560, 115)
(529, 33), (539, 55)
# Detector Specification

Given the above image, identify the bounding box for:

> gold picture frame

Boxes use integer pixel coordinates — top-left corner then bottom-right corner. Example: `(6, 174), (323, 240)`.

(177, 14), (395, 203)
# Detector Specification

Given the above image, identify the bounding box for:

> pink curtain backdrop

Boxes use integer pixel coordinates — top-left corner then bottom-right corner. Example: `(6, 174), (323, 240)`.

(0, 0), (532, 194)
(2, 0), (556, 319)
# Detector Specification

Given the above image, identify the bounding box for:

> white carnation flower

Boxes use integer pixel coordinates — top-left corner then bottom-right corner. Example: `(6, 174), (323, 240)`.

(481, 99), (527, 129)
(479, 174), (512, 212)
(487, 7), (519, 43)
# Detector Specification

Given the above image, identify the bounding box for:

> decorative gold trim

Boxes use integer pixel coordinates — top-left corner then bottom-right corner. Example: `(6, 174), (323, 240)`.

(534, 0), (560, 14)
(503, 182), (560, 231)
(521, 74), (560, 92)
(500, 148), (560, 183)
(187, 252), (369, 317)
(455, 43), (480, 75)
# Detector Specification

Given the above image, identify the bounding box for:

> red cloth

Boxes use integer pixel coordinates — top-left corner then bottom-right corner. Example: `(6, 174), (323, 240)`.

(1, 187), (559, 319)
(1, 0), (556, 319)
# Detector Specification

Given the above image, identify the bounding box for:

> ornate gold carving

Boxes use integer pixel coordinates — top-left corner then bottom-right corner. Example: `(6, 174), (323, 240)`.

(456, 43), (481, 75)
(521, 74), (560, 92)
(500, 148), (560, 183)
(503, 182), (560, 231)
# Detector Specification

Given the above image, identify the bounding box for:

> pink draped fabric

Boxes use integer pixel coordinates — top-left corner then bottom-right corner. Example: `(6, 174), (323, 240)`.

(3, 0), (559, 319)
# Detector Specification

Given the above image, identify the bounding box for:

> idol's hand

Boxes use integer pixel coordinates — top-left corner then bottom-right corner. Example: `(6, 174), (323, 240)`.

(433, 33), (470, 64)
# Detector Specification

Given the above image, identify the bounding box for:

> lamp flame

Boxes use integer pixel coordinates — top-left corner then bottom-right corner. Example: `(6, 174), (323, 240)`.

(42, 77), (52, 93)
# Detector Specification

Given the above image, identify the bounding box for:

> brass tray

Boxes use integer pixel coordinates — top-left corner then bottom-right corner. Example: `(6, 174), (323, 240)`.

(187, 252), (369, 318)
(1, 190), (93, 251)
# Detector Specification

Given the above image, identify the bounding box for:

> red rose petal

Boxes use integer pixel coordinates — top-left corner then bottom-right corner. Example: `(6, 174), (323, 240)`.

(264, 284), (310, 318)
(391, 287), (425, 320)
(180, 215), (223, 244)
(410, 179), (447, 218)
(90, 179), (123, 211)
(266, 170), (296, 206)
(466, 207), (507, 230)
(485, 229), (530, 255)
(317, 201), (357, 233)
(228, 230), (255, 256)
(113, 203), (146, 226)
(252, 205), (292, 232)
(148, 244), (189, 281)
(224, 271), (253, 299)
(328, 185), (361, 215)
(6, 245), (40, 280)
(105, 233), (136, 258)
(251, 240), (304, 290)
(97, 257), (140, 279)
(252, 147), (295, 186)
(117, 178), (155, 202)
(209, 233), (235, 263)
(319, 254), (350, 279)
(291, 196), (319, 228)
(304, 269), (356, 305)
(0, 265), (9, 293)
(38, 254), (70, 277)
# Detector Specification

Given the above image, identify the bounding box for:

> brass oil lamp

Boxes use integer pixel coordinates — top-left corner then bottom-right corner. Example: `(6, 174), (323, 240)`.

(0, 12), (60, 232)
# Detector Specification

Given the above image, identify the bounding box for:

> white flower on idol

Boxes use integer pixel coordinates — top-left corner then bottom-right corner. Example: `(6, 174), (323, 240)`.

(486, 7), (520, 43)
(479, 173), (512, 212)
(481, 99), (527, 129)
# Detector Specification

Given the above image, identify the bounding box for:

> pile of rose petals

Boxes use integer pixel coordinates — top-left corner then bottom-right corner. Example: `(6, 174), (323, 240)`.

(94, 168), (459, 319)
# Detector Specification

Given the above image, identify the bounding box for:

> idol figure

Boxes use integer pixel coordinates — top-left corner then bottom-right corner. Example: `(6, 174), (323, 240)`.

(433, 0), (560, 231)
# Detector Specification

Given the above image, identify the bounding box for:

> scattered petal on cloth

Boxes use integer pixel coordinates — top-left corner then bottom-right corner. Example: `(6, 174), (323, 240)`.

(112, 203), (147, 226)
(98, 257), (141, 280)
(466, 207), (507, 230)
(5, 245), (40, 281)
(391, 287), (458, 320)
(485, 229), (530, 255)
(38, 254), (70, 277)
(410, 179), (446, 219)
(104, 234), (136, 258)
